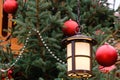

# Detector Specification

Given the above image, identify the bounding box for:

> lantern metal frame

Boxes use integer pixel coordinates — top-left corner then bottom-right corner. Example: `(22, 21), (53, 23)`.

(63, 34), (97, 78)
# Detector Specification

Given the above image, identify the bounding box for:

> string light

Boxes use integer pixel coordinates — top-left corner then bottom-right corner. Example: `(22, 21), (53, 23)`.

(32, 28), (65, 64)
(0, 28), (66, 72)
(0, 30), (31, 72)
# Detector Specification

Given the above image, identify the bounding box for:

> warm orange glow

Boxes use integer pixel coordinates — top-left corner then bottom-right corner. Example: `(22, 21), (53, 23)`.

(75, 57), (90, 70)
(0, 38), (24, 55)
(0, 2), (24, 56)
(67, 58), (72, 71)
(75, 42), (90, 56)
(67, 43), (72, 57)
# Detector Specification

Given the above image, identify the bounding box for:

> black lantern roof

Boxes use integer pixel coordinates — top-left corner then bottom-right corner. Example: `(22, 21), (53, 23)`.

(62, 34), (97, 46)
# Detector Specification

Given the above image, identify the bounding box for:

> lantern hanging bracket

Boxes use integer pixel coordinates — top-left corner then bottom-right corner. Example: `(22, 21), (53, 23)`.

(77, 0), (82, 33)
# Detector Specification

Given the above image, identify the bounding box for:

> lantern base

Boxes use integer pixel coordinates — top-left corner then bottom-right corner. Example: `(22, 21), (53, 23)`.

(68, 70), (92, 78)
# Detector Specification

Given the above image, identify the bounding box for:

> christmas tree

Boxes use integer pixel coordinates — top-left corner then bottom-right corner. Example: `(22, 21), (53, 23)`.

(0, 0), (120, 80)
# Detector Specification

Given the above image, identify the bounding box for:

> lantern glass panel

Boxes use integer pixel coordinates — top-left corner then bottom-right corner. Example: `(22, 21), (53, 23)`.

(67, 58), (72, 71)
(75, 42), (90, 56)
(67, 43), (72, 57)
(75, 57), (90, 70)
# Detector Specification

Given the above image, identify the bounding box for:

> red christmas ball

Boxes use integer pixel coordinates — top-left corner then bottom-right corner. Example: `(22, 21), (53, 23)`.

(62, 19), (79, 36)
(7, 69), (13, 79)
(3, 0), (18, 13)
(95, 43), (118, 67)
(8, 69), (13, 75)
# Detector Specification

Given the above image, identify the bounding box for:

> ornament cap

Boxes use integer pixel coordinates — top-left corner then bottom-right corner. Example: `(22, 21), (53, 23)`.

(104, 42), (109, 45)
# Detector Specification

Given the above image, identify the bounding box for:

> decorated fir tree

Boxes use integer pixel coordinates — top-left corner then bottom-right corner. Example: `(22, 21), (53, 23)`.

(0, 0), (120, 80)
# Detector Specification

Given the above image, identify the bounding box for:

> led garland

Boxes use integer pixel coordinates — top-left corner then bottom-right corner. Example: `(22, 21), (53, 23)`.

(32, 28), (65, 64)
(0, 28), (65, 72)
(0, 28), (118, 73)
(0, 31), (31, 72)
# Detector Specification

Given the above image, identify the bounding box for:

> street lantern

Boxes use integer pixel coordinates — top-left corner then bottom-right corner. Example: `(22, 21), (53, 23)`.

(63, 34), (97, 78)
